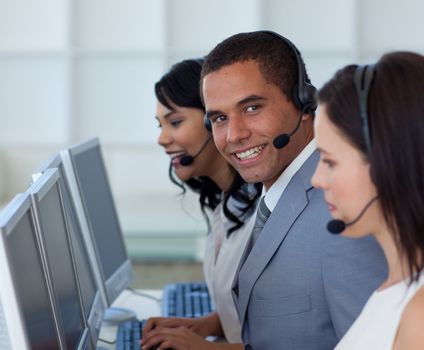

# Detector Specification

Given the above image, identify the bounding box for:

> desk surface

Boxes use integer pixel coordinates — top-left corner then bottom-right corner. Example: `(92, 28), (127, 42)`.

(95, 289), (162, 350)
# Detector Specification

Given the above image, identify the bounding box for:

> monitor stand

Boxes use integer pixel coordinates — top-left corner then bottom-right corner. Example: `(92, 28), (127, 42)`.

(102, 307), (137, 325)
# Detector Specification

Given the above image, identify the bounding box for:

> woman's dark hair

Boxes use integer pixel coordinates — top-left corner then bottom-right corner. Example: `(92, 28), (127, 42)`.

(318, 51), (424, 282)
(156, 58), (205, 111)
(156, 58), (261, 234)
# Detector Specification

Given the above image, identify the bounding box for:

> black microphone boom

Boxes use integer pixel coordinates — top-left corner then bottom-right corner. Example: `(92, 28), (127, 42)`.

(273, 108), (305, 149)
(179, 137), (212, 166)
(327, 197), (378, 235)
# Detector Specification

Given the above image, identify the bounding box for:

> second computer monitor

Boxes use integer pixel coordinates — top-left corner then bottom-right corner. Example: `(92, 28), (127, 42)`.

(0, 194), (62, 350)
(29, 168), (91, 350)
(67, 138), (133, 305)
(38, 154), (106, 344)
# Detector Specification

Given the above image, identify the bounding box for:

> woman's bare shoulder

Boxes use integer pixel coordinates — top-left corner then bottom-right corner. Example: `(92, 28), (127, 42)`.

(394, 285), (424, 350)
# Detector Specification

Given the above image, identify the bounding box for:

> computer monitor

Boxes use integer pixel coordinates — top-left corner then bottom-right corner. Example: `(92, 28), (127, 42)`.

(65, 138), (133, 306)
(29, 168), (91, 350)
(36, 154), (106, 345)
(0, 193), (63, 350)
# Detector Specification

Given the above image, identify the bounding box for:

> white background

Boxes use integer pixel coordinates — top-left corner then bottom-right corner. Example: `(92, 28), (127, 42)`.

(0, 0), (423, 258)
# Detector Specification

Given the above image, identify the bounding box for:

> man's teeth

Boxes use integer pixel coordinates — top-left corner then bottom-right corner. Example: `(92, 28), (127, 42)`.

(236, 146), (264, 160)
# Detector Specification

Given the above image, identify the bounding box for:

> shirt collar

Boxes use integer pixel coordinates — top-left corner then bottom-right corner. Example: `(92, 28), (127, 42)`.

(263, 139), (316, 211)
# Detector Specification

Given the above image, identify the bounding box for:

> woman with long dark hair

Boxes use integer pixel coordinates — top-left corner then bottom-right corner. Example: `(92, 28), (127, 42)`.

(312, 51), (424, 349)
(142, 58), (261, 348)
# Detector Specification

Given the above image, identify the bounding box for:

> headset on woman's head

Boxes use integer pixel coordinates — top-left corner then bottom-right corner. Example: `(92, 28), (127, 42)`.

(354, 64), (375, 155)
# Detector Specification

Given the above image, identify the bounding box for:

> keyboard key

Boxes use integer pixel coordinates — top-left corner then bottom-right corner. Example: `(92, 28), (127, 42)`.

(161, 282), (214, 318)
(116, 319), (145, 350)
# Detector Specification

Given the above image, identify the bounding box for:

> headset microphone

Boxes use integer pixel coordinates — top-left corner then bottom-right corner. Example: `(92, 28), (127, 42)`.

(273, 107), (305, 149)
(327, 65), (378, 234)
(273, 133), (290, 149)
(179, 137), (212, 166)
(327, 197), (378, 234)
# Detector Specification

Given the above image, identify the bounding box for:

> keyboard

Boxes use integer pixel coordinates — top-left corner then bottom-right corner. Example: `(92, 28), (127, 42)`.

(115, 283), (213, 349)
(161, 282), (214, 317)
(115, 319), (147, 350)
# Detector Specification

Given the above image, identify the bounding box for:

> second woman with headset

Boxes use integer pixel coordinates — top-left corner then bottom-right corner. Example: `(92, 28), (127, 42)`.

(141, 58), (261, 349)
(312, 51), (424, 349)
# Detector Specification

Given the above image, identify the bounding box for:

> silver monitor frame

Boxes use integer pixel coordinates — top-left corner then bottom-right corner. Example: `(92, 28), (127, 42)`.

(60, 149), (110, 305)
(65, 138), (133, 305)
(0, 193), (64, 350)
(36, 154), (106, 345)
(29, 168), (91, 350)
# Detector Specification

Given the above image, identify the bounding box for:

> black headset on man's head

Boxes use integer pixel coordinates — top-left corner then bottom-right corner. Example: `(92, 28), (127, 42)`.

(204, 30), (317, 133)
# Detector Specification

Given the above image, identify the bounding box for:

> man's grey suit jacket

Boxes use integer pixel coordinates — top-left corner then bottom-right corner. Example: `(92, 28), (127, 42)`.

(232, 150), (387, 350)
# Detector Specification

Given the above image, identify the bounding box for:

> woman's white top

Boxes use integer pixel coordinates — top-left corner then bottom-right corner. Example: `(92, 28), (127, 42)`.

(203, 184), (258, 343)
(335, 272), (424, 350)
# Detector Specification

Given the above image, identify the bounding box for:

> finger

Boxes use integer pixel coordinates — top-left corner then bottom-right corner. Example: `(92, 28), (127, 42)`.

(143, 324), (174, 342)
(143, 317), (164, 336)
(159, 317), (190, 328)
(141, 332), (164, 349)
(143, 334), (181, 350)
(141, 327), (176, 347)
(157, 340), (176, 350)
(141, 326), (159, 346)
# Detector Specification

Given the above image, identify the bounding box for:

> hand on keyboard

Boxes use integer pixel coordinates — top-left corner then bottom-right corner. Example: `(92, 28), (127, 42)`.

(141, 325), (215, 350)
(142, 316), (209, 340)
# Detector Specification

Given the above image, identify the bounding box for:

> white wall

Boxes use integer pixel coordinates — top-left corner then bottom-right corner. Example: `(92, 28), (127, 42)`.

(0, 0), (423, 246)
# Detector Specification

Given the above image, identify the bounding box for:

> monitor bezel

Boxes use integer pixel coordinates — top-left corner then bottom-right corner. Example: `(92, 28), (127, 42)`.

(0, 193), (63, 350)
(67, 138), (133, 304)
(29, 168), (91, 350)
(37, 153), (106, 345)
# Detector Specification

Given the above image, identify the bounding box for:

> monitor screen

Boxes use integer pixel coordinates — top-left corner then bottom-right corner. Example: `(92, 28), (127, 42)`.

(31, 170), (87, 349)
(39, 154), (105, 344)
(68, 138), (133, 303)
(1, 194), (61, 350)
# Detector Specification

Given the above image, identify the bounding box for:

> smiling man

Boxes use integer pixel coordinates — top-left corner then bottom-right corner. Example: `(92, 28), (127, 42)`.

(203, 59), (313, 189)
(200, 31), (387, 350)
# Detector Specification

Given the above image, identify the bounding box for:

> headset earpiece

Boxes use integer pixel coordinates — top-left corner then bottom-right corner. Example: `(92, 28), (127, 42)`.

(294, 82), (317, 115)
(204, 114), (212, 132)
(354, 64), (375, 155)
(261, 31), (317, 115)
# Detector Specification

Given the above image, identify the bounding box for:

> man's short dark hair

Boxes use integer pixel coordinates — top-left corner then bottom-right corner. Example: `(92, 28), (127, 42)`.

(201, 31), (312, 104)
